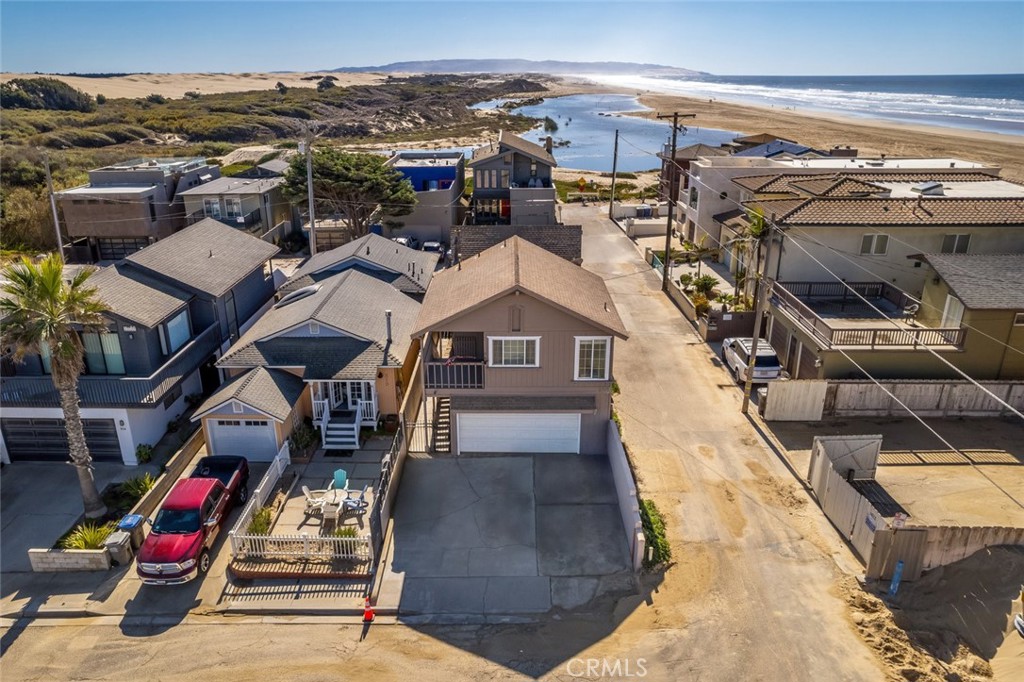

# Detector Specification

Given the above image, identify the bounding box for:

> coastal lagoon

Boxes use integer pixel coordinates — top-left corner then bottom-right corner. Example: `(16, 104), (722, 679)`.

(472, 94), (739, 172)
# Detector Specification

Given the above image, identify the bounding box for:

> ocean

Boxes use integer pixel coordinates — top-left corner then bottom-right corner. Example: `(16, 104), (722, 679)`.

(587, 73), (1024, 136)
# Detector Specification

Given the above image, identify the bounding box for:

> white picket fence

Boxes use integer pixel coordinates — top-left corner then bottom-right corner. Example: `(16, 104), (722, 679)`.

(228, 441), (373, 564)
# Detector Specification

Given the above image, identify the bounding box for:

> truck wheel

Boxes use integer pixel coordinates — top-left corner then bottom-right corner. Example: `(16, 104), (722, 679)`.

(198, 550), (211, 574)
(238, 485), (249, 504)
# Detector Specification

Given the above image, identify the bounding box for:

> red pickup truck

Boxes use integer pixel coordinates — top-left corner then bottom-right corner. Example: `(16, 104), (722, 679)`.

(136, 456), (249, 586)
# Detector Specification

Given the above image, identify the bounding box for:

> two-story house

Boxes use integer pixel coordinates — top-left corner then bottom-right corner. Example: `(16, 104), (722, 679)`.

(178, 176), (296, 241)
(195, 267), (421, 455)
(468, 131), (557, 226)
(57, 157), (221, 262)
(383, 151), (465, 244)
(0, 219), (279, 464)
(411, 237), (627, 455)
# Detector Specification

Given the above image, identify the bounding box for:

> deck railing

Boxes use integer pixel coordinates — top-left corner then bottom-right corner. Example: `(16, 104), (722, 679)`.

(425, 361), (485, 389)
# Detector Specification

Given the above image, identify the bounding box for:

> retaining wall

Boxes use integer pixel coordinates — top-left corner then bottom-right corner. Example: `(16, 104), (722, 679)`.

(607, 421), (646, 572)
(29, 548), (111, 572)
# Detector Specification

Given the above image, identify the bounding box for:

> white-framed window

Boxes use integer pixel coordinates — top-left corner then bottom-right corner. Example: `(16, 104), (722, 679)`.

(941, 294), (966, 328)
(160, 309), (191, 355)
(488, 336), (540, 367)
(225, 198), (242, 218)
(941, 234), (970, 254)
(309, 321), (320, 335)
(203, 198), (221, 218)
(575, 336), (611, 381)
(232, 402), (243, 413)
(860, 234), (889, 255)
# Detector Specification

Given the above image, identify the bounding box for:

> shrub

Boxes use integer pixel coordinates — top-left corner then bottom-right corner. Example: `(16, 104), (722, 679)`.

(611, 409), (623, 433)
(693, 274), (718, 296)
(96, 94), (107, 105)
(145, 93), (167, 104)
(183, 91), (201, 100)
(60, 520), (117, 550)
(611, 380), (620, 396)
(246, 506), (273, 535)
(121, 473), (157, 501)
(692, 292), (711, 317)
(333, 526), (358, 538)
(256, 150), (282, 165)
(289, 422), (319, 452)
(135, 443), (154, 464)
(639, 499), (671, 569)
(678, 273), (694, 290)
(1, 77), (96, 112)
(317, 79), (336, 92)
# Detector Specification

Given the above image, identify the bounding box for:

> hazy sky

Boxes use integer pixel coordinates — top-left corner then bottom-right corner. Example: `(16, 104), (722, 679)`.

(2, 1), (1022, 76)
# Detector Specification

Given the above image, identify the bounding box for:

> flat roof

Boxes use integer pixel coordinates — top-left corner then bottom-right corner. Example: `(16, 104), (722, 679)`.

(389, 151), (463, 167)
(97, 157), (207, 173)
(877, 180), (1024, 198)
(777, 157), (993, 170)
(57, 185), (155, 196)
(178, 176), (283, 196)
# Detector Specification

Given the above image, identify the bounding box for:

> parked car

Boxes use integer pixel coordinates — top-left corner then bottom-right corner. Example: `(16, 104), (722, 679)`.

(721, 337), (783, 385)
(391, 235), (420, 250)
(422, 240), (447, 261)
(136, 457), (248, 585)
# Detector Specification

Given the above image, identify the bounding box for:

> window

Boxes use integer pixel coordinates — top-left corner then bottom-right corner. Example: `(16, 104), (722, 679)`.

(309, 321), (320, 335)
(689, 186), (698, 209)
(530, 161), (537, 177)
(244, 420), (268, 427)
(225, 198), (242, 218)
(860, 234), (889, 255)
(941, 294), (965, 328)
(941, 234), (970, 254)
(203, 198), (221, 218)
(160, 310), (191, 355)
(575, 337), (611, 381)
(217, 419), (241, 426)
(489, 337), (539, 367)
(509, 305), (523, 332)
(81, 332), (125, 375)
(1015, 313), (1024, 326)
(500, 169), (510, 189)
(232, 402), (243, 413)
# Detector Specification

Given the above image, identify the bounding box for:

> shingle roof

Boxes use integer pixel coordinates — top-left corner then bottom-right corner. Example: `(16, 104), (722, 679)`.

(660, 143), (730, 161)
(921, 254), (1024, 310)
(218, 337), (388, 381)
(753, 197), (1024, 226)
(177, 176), (283, 196)
(193, 367), (306, 421)
(733, 133), (797, 145)
(257, 159), (291, 175)
(89, 262), (191, 327)
(126, 219), (279, 297)
(469, 130), (557, 168)
(455, 224), (582, 263)
(734, 142), (824, 158)
(280, 233), (435, 295)
(412, 236), (627, 339)
(219, 268), (419, 371)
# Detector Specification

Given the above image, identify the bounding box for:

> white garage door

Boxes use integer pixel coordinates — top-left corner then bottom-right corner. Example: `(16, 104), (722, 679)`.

(207, 419), (278, 461)
(458, 413), (580, 454)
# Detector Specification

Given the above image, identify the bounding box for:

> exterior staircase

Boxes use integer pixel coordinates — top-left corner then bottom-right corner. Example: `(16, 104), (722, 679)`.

(323, 413), (359, 450)
(431, 397), (451, 454)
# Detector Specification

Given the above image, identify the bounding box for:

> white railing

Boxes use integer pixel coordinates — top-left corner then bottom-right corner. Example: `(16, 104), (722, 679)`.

(356, 398), (378, 426)
(312, 399), (329, 422)
(233, 533), (373, 562)
(229, 442), (291, 557)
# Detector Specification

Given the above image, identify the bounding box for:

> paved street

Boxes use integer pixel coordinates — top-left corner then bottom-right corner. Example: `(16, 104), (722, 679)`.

(0, 206), (885, 681)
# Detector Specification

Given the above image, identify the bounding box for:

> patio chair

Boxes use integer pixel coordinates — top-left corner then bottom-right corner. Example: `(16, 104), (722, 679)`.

(302, 486), (328, 515)
(340, 484), (370, 516)
(329, 469), (349, 492)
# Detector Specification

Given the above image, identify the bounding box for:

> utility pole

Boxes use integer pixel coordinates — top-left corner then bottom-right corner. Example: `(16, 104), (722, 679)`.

(655, 112), (695, 291)
(42, 151), (65, 263)
(741, 214), (777, 415)
(299, 135), (318, 256)
(608, 129), (619, 219)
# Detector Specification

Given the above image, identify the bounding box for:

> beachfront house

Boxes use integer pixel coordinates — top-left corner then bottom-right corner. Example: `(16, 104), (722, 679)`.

(468, 130), (557, 226)
(56, 156), (221, 262)
(382, 151), (465, 245)
(411, 237), (627, 455)
(179, 175), (297, 242)
(0, 221), (279, 464)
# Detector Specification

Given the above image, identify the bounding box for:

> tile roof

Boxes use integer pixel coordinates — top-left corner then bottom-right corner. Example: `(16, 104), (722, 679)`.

(177, 176), (284, 196)
(89, 262), (191, 327)
(194, 367), (306, 421)
(412, 236), (627, 339)
(126, 219), (279, 297)
(219, 268), (419, 371)
(788, 177), (887, 197)
(469, 130), (557, 168)
(921, 254), (1024, 310)
(733, 171), (1003, 194)
(455, 224), (582, 263)
(762, 197), (1024, 226)
(279, 233), (435, 295)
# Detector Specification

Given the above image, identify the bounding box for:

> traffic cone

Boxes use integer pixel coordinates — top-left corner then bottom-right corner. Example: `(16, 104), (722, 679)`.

(363, 596), (375, 623)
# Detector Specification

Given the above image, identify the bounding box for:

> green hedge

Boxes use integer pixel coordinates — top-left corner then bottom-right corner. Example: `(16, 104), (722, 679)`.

(640, 498), (671, 569)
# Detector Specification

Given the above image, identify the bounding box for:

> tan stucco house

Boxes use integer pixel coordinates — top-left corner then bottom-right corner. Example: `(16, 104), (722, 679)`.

(410, 236), (628, 455)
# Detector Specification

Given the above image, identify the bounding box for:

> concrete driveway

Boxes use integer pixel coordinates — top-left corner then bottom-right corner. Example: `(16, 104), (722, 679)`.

(388, 454), (632, 616)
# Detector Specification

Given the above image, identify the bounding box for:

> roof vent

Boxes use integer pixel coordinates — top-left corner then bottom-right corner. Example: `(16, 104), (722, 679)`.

(911, 181), (944, 196)
(274, 284), (322, 308)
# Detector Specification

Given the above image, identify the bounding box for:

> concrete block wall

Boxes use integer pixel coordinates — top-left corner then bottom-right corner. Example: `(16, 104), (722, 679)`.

(28, 548), (111, 572)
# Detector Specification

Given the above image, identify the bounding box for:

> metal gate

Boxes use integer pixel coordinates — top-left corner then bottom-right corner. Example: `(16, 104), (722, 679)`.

(1, 418), (122, 462)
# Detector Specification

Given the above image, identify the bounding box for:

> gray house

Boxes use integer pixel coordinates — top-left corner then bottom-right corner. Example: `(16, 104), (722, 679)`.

(411, 236), (627, 455)
(179, 176), (296, 240)
(468, 131), (557, 226)
(0, 219), (279, 464)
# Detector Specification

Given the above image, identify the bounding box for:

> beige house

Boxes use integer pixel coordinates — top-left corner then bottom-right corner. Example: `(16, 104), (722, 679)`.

(179, 176), (293, 238)
(411, 237), (627, 455)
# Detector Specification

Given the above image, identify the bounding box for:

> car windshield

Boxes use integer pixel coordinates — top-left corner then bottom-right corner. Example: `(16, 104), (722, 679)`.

(152, 509), (201, 534)
(754, 353), (780, 368)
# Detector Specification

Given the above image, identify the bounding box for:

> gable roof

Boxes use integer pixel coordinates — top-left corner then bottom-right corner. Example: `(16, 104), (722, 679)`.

(733, 133), (797, 145)
(193, 367), (306, 422)
(89, 262), (192, 328)
(126, 219), (279, 297)
(411, 236), (627, 339)
(733, 171), (1003, 194)
(788, 176), (887, 197)
(660, 143), (730, 161)
(279, 232), (435, 295)
(921, 254), (1024, 310)
(177, 176), (283, 196)
(749, 197), (1024, 226)
(219, 268), (419, 371)
(469, 130), (557, 168)
(734, 141), (824, 158)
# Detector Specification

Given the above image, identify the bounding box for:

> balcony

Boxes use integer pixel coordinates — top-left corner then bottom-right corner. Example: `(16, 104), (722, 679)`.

(425, 361), (485, 390)
(0, 324), (221, 407)
(187, 209), (263, 232)
(770, 281), (966, 349)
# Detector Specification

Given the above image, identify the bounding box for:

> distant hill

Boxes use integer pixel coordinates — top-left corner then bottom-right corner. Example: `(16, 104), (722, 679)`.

(332, 59), (708, 77)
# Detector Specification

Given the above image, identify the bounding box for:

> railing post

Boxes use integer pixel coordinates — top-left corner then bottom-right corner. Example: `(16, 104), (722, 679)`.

(302, 532), (309, 559)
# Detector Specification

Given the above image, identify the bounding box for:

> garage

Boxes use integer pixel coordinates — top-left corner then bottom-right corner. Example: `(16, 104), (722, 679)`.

(1, 418), (122, 462)
(458, 413), (581, 454)
(206, 418), (278, 461)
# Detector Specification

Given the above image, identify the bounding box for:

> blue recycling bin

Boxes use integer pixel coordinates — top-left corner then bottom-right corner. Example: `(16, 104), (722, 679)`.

(118, 513), (146, 550)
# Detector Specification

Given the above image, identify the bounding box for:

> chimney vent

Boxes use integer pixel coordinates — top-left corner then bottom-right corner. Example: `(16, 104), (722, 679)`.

(385, 310), (392, 343)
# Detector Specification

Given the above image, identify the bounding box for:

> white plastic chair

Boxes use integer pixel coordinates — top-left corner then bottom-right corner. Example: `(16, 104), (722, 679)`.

(302, 485), (327, 515)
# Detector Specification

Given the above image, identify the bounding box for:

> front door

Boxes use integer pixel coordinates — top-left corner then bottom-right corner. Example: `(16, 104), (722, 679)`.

(329, 381), (346, 409)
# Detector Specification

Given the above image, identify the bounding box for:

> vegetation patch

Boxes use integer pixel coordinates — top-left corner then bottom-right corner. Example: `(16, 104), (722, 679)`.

(246, 505), (274, 535)
(58, 520), (117, 550)
(1, 77), (96, 112)
(639, 498), (671, 569)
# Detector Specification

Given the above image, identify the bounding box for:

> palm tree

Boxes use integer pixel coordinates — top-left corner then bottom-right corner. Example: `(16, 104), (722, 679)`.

(682, 235), (716, 278)
(1, 255), (109, 518)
